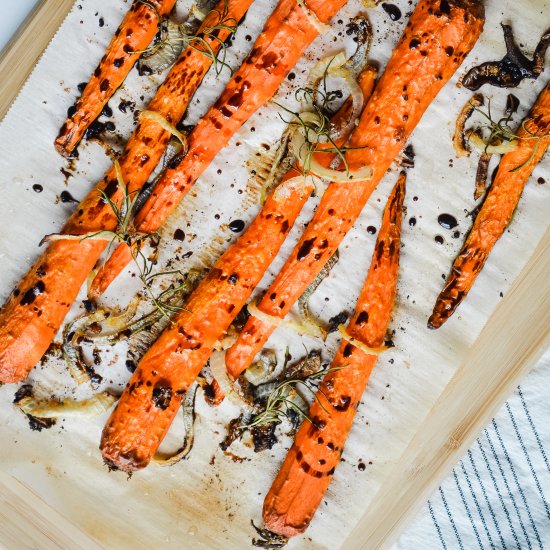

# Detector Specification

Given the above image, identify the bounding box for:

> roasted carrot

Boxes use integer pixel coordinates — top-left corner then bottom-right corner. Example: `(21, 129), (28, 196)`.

(263, 172), (405, 538)
(0, 0), (253, 384)
(88, 0), (350, 296)
(55, 0), (177, 157)
(225, 0), (485, 378)
(428, 81), (550, 329)
(100, 67), (377, 472)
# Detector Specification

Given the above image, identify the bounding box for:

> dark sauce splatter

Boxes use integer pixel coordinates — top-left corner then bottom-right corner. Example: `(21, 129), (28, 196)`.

(229, 219), (245, 233)
(381, 3), (402, 21)
(60, 167), (72, 181)
(21, 281), (45, 306)
(297, 238), (315, 260)
(118, 99), (135, 113)
(328, 311), (349, 333)
(101, 104), (113, 117)
(60, 190), (79, 204)
(173, 228), (185, 241)
(538, 177), (546, 185)
(409, 217), (417, 227)
(366, 225), (377, 235)
(77, 82), (87, 93)
(83, 299), (97, 313)
(402, 144), (415, 168)
(99, 17), (104, 27)
(125, 359), (137, 373)
(435, 235), (445, 245)
(152, 386), (172, 410)
(437, 213), (458, 229)
(85, 119), (116, 139)
(462, 24), (550, 90)
(32, 184), (43, 193)
(505, 94), (520, 115)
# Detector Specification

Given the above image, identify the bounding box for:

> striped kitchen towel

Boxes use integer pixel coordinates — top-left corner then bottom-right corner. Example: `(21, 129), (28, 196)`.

(395, 349), (550, 549)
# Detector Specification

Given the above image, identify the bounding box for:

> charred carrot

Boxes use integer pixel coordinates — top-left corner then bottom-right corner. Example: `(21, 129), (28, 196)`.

(429, 81), (550, 329)
(263, 172), (405, 538)
(88, 0), (350, 296)
(225, 0), (485, 378)
(55, 0), (177, 157)
(100, 67), (377, 472)
(0, 0), (252, 384)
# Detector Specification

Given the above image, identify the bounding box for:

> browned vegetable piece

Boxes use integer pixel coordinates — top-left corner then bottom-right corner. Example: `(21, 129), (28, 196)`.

(462, 24), (550, 91)
(0, 0), (253, 384)
(225, 0), (486, 379)
(99, 65), (377, 473)
(453, 93), (484, 157)
(429, 81), (550, 329)
(263, 173), (405, 537)
(55, 0), (178, 156)
(87, 0), (351, 296)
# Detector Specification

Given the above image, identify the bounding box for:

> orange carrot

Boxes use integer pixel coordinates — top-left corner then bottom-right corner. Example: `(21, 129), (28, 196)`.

(263, 172), (405, 538)
(428, 81), (550, 329)
(0, 0), (253, 384)
(100, 67), (377, 472)
(88, 0), (350, 296)
(225, 0), (485, 378)
(55, 0), (177, 157)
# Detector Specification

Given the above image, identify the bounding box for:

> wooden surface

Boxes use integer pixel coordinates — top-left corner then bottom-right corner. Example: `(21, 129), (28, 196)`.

(0, 1), (548, 549)
(344, 226), (550, 549)
(0, 0), (75, 122)
(0, 472), (102, 549)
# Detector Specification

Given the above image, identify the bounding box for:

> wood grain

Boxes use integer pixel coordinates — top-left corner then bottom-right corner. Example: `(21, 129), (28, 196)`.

(0, 1), (548, 548)
(343, 226), (550, 549)
(0, 472), (102, 549)
(0, 0), (75, 122)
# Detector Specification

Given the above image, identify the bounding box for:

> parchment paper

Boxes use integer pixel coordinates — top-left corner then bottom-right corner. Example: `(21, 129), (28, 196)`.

(0, 0), (548, 548)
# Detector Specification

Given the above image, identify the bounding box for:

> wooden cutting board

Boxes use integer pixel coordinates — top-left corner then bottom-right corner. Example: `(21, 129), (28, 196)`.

(0, 2), (548, 548)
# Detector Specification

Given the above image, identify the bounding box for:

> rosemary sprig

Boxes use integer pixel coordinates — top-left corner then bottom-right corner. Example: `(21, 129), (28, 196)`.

(274, 59), (367, 184)
(46, 160), (189, 322)
(241, 366), (340, 430)
(98, 165), (190, 320)
(274, 100), (353, 180)
(469, 100), (546, 172)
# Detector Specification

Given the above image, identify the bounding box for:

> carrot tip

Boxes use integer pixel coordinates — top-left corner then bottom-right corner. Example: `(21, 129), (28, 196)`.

(427, 311), (446, 329)
(262, 512), (306, 538)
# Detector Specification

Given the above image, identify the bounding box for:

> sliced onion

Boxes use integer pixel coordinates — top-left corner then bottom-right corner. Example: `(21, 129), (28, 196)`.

(453, 94), (484, 158)
(305, 52), (348, 94)
(139, 19), (185, 74)
(328, 66), (364, 141)
(296, 0), (331, 34)
(248, 301), (325, 339)
(291, 121), (373, 182)
(304, 52), (364, 141)
(139, 110), (188, 151)
(40, 231), (112, 246)
(467, 130), (518, 154)
(16, 392), (116, 419)
(209, 350), (255, 411)
(244, 349), (278, 386)
(338, 325), (388, 356)
(153, 384), (198, 466)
